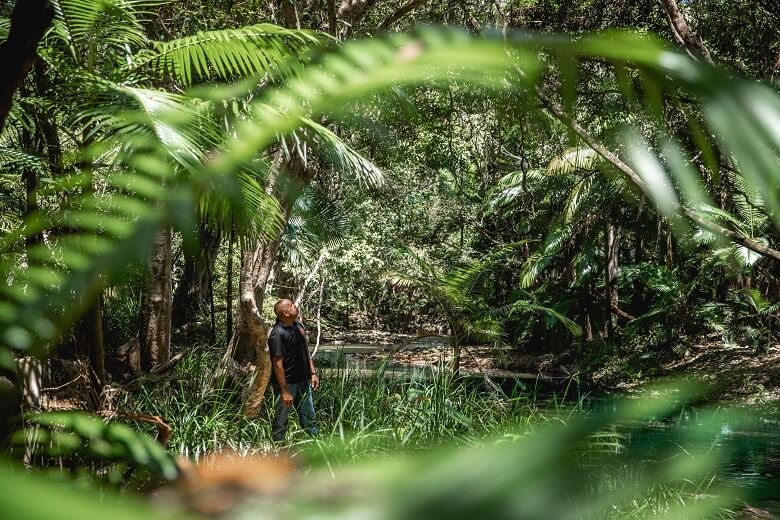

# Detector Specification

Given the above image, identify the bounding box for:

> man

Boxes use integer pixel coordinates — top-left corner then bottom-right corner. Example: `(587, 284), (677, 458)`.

(269, 298), (319, 443)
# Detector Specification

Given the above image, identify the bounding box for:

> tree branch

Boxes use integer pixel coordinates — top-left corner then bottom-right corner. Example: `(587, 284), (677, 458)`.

(0, 0), (54, 133)
(656, 0), (714, 65)
(376, 0), (424, 32)
(535, 86), (780, 263)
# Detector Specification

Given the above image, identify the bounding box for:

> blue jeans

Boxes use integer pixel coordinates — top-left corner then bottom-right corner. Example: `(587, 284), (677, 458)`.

(271, 381), (318, 442)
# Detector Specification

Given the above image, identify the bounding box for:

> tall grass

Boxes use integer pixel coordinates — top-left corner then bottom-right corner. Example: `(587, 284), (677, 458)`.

(124, 343), (574, 463)
(16, 345), (760, 519)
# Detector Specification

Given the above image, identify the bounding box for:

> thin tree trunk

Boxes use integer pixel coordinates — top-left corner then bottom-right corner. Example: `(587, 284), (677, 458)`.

(605, 223), (620, 338)
(226, 222), (234, 340)
(140, 223), (173, 372)
(82, 298), (106, 409)
(326, 0), (338, 36)
(172, 225), (221, 330)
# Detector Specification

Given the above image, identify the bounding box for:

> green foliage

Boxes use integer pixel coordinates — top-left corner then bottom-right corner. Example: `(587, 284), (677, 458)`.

(12, 411), (178, 482)
(2, 3), (780, 517)
(130, 24), (331, 86)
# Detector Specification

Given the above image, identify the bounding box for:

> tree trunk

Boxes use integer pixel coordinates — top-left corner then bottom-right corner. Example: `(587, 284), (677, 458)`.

(229, 149), (316, 414)
(140, 223), (173, 372)
(81, 298), (106, 409)
(0, 0), (54, 133)
(604, 223), (620, 338)
(226, 223), (235, 339)
(657, 0), (714, 65)
(238, 246), (272, 418)
(172, 225), (221, 330)
(281, 0), (301, 29)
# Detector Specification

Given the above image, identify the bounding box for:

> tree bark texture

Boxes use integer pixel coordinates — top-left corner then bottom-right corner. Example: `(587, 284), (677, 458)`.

(0, 0), (54, 133)
(140, 224), (173, 372)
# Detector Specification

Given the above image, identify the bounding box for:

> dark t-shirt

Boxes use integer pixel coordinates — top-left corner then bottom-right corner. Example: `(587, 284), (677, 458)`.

(268, 320), (312, 384)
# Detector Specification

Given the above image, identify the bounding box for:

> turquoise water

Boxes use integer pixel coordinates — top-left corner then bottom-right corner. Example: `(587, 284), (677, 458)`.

(317, 342), (780, 512)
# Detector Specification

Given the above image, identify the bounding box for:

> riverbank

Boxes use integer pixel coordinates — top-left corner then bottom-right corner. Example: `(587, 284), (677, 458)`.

(321, 328), (780, 405)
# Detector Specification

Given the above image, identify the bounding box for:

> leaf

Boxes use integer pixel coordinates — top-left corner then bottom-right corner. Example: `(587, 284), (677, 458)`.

(130, 24), (331, 87)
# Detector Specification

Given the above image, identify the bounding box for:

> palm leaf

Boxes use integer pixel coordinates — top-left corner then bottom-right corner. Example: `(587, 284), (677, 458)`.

(296, 116), (385, 188)
(546, 146), (598, 175)
(483, 169), (544, 215)
(72, 79), (219, 170)
(130, 24), (331, 87)
(50, 0), (157, 62)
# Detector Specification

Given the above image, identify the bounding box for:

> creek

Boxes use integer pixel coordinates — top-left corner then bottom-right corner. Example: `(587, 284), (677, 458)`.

(315, 339), (780, 514)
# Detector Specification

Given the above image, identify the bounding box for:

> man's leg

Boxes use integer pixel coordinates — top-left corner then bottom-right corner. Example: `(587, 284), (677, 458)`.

(294, 381), (318, 437)
(271, 382), (299, 443)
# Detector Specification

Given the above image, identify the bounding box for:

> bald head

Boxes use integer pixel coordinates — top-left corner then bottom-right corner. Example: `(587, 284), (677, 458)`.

(274, 299), (298, 324)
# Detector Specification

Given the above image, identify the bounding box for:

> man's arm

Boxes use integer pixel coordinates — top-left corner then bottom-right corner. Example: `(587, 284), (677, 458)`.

(309, 356), (319, 391)
(272, 356), (293, 406)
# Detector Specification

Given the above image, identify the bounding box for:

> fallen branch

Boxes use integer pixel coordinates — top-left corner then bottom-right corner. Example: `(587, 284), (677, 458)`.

(610, 304), (636, 321)
(100, 411), (173, 446)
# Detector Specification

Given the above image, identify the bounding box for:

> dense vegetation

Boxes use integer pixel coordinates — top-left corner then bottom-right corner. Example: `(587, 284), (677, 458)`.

(1, 0), (779, 518)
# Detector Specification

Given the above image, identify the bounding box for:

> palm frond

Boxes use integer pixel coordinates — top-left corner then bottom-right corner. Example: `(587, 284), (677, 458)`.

(73, 80), (218, 170)
(483, 169), (544, 216)
(50, 0), (156, 61)
(0, 148), (53, 175)
(130, 24), (331, 87)
(546, 146), (598, 175)
(295, 116), (386, 188)
(288, 188), (350, 255)
(492, 299), (582, 337)
(520, 220), (576, 288)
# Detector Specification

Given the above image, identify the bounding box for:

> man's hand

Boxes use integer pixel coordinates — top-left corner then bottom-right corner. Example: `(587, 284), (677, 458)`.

(281, 388), (293, 406)
(311, 373), (319, 391)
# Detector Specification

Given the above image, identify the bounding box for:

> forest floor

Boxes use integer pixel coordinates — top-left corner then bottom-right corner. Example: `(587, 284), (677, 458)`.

(324, 328), (780, 405)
